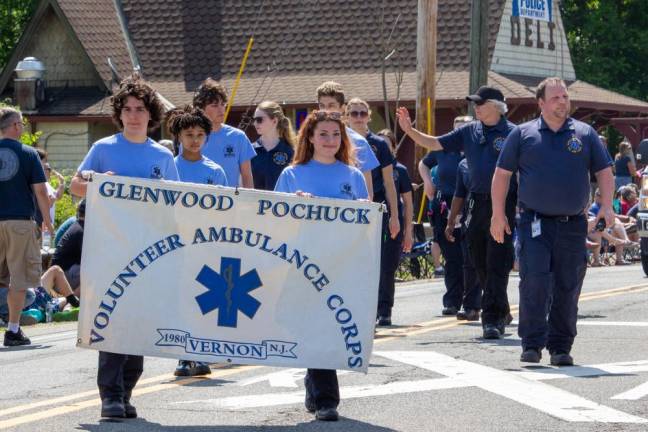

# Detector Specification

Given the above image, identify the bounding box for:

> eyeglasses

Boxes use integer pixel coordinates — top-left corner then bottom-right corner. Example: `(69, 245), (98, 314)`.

(349, 110), (368, 118)
(312, 110), (342, 121)
(253, 116), (267, 124)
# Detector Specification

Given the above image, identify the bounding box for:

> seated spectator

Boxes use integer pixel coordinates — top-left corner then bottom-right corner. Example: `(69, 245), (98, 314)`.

(54, 215), (76, 247)
(620, 186), (638, 215)
(589, 189), (637, 265)
(39, 265), (80, 309)
(51, 200), (85, 295)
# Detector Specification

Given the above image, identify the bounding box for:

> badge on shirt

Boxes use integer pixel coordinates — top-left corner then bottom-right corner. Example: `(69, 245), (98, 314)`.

(566, 135), (583, 153)
(150, 165), (162, 179)
(224, 145), (236, 158)
(340, 182), (355, 199)
(493, 137), (505, 152)
(272, 151), (289, 166)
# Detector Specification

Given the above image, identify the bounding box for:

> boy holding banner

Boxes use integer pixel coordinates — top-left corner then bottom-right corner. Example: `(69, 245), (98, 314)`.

(275, 110), (368, 422)
(70, 75), (179, 419)
(166, 105), (227, 376)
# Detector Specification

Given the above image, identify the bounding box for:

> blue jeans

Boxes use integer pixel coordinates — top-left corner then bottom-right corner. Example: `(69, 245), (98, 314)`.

(0, 287), (36, 320)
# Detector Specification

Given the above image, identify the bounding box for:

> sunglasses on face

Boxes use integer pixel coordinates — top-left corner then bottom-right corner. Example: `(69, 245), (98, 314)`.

(253, 116), (267, 124)
(349, 110), (369, 118)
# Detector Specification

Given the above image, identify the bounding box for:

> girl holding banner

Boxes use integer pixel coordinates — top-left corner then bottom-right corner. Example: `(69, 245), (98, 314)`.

(274, 110), (368, 422)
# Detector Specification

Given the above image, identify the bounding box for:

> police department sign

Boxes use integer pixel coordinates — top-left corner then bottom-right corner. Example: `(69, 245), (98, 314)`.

(512, 0), (552, 22)
(77, 174), (381, 372)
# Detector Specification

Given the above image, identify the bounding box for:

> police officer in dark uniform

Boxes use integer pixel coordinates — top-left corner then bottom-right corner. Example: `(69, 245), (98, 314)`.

(491, 77), (614, 366)
(397, 86), (517, 339)
(419, 143), (464, 316)
(445, 158), (482, 321)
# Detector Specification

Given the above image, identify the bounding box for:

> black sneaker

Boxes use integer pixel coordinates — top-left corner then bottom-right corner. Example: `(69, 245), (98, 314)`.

(520, 348), (542, 363)
(192, 362), (212, 376)
(174, 360), (193, 377)
(482, 325), (501, 339)
(316, 407), (339, 421)
(3, 328), (31, 346)
(442, 306), (458, 316)
(550, 352), (574, 366)
(101, 399), (125, 418)
(376, 316), (392, 326)
(456, 309), (480, 321)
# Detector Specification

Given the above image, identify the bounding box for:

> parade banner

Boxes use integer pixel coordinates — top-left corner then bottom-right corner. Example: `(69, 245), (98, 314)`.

(512, 0), (553, 22)
(77, 174), (383, 372)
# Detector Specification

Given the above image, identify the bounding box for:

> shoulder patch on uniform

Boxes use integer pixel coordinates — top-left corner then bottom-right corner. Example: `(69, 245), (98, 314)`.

(272, 151), (289, 166)
(566, 135), (583, 153)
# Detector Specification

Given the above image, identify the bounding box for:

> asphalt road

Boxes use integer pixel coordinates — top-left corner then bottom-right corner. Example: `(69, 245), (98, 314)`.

(2, 264), (647, 432)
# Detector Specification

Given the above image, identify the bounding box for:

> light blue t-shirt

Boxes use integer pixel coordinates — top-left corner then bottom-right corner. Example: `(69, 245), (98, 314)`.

(274, 160), (368, 201)
(78, 133), (178, 181)
(346, 127), (379, 173)
(200, 124), (256, 187)
(174, 155), (228, 186)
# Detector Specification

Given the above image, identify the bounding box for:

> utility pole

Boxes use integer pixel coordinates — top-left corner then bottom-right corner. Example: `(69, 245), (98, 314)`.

(468, 0), (490, 115)
(415, 0), (437, 153)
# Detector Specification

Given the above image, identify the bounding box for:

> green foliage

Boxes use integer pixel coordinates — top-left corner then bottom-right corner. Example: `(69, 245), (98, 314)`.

(561, 0), (648, 102)
(0, 0), (38, 71)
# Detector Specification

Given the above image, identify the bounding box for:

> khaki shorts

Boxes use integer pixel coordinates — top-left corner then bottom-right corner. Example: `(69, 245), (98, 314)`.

(0, 220), (42, 292)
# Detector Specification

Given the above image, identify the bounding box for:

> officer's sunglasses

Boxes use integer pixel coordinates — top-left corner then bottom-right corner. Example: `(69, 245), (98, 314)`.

(349, 110), (369, 118)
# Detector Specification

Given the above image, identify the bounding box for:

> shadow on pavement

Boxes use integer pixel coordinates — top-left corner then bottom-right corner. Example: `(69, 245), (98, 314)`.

(78, 418), (398, 431)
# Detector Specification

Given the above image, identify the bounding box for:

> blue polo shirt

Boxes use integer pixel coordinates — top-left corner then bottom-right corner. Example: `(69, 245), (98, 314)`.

(347, 127), (379, 173)
(174, 155), (228, 186)
(421, 150), (463, 196)
(251, 139), (294, 191)
(0, 138), (46, 219)
(78, 133), (178, 181)
(201, 124), (256, 187)
(439, 117), (515, 194)
(497, 117), (613, 216)
(366, 131), (396, 203)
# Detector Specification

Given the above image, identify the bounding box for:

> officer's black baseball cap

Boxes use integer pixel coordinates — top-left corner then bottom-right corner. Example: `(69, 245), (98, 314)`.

(466, 86), (505, 105)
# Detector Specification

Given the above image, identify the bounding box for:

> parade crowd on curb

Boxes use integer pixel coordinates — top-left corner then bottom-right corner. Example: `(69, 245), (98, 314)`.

(0, 72), (637, 422)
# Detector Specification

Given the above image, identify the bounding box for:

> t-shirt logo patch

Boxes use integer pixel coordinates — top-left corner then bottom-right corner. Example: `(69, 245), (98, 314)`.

(493, 137), (505, 152)
(206, 176), (214, 185)
(272, 152), (289, 166)
(0, 148), (19, 181)
(566, 136), (583, 153)
(340, 182), (355, 199)
(150, 165), (162, 179)
(224, 145), (236, 158)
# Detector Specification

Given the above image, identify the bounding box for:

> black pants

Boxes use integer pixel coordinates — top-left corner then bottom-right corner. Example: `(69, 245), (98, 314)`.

(460, 232), (481, 310)
(305, 369), (339, 409)
(464, 194), (515, 326)
(97, 351), (144, 401)
(378, 213), (404, 317)
(431, 193), (464, 309)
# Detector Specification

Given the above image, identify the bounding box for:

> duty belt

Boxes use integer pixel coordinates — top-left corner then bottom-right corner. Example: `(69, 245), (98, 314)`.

(526, 210), (583, 222)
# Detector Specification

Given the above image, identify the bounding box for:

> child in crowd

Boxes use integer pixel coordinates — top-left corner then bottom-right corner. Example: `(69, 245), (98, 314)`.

(167, 105), (227, 376)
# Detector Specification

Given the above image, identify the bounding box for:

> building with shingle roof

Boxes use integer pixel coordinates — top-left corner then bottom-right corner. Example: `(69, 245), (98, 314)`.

(1, 0), (647, 170)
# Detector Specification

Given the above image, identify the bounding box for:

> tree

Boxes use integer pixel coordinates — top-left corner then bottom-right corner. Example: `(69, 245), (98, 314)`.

(561, 0), (648, 102)
(0, 0), (39, 72)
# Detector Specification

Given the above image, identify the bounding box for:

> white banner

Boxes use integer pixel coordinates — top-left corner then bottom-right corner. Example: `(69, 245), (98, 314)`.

(512, 0), (553, 22)
(77, 174), (383, 372)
